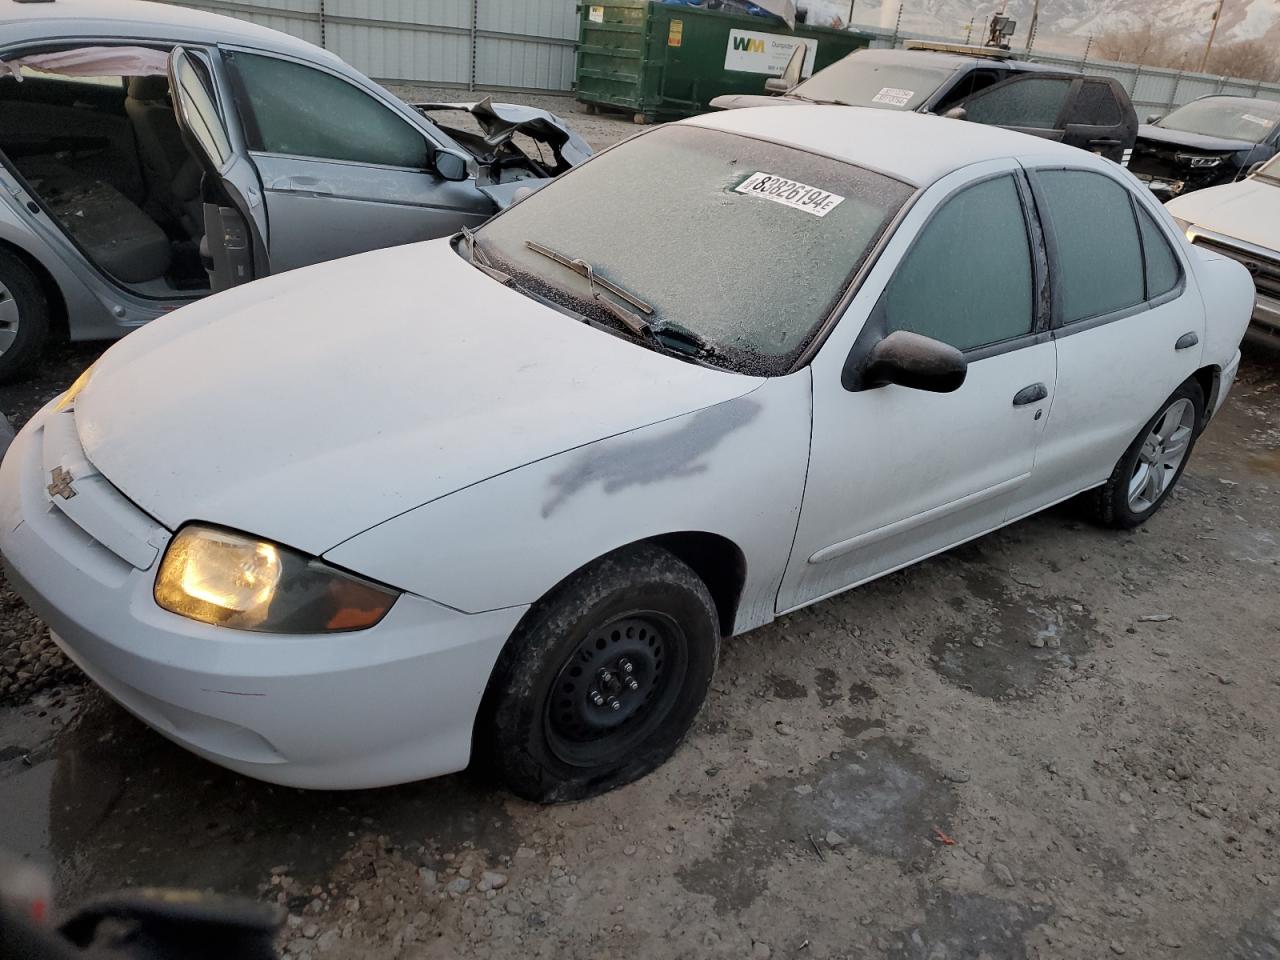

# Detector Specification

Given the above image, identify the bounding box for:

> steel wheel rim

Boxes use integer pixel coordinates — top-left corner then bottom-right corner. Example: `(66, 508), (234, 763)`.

(1128, 398), (1195, 512)
(545, 612), (689, 767)
(0, 279), (20, 355)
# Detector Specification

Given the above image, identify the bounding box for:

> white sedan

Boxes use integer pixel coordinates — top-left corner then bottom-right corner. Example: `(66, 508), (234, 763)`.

(0, 108), (1253, 801)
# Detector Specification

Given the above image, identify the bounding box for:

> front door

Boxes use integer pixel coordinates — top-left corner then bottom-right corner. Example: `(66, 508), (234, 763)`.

(168, 46), (268, 292)
(778, 164), (1057, 612)
(220, 49), (487, 273)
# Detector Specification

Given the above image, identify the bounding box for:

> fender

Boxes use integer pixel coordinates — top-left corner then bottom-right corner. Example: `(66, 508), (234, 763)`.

(324, 376), (814, 636)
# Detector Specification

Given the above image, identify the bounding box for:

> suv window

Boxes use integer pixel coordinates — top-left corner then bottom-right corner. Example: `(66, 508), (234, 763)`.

(230, 53), (429, 168)
(1070, 80), (1122, 126)
(963, 76), (1073, 129)
(1137, 207), (1180, 299)
(1037, 169), (1144, 323)
(883, 175), (1034, 352)
(934, 68), (1007, 110)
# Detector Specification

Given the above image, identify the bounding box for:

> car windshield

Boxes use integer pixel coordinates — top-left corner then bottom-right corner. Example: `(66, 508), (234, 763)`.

(789, 54), (953, 110)
(1157, 97), (1280, 143)
(475, 125), (914, 374)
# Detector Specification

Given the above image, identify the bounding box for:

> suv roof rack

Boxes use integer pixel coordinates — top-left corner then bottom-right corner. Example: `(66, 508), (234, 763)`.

(904, 41), (1022, 60)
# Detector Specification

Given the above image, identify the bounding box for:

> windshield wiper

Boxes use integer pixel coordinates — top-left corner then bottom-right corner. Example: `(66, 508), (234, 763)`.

(523, 240), (657, 337)
(522, 240), (729, 365)
(458, 226), (514, 285)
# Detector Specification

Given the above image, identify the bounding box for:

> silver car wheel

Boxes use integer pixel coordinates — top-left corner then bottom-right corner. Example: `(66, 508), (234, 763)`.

(0, 278), (20, 355)
(1128, 398), (1195, 513)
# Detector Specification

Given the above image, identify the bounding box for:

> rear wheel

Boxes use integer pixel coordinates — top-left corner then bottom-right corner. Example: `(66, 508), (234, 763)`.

(1090, 378), (1204, 529)
(478, 544), (720, 803)
(0, 250), (50, 384)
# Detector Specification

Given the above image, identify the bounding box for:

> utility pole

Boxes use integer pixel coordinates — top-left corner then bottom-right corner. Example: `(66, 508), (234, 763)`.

(965, 16), (974, 44)
(1082, 33), (1093, 64)
(1199, 0), (1225, 73)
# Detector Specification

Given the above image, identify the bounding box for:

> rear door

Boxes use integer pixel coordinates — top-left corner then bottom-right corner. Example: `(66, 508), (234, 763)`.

(168, 46), (268, 292)
(220, 49), (489, 273)
(956, 74), (1136, 164)
(1060, 78), (1137, 164)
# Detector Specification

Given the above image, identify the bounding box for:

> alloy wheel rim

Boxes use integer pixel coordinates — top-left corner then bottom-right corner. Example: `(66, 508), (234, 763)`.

(1128, 398), (1195, 513)
(0, 279), (19, 355)
(545, 613), (688, 767)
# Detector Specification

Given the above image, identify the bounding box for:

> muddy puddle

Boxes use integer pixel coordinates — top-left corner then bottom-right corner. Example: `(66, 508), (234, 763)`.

(0, 689), (517, 904)
(678, 738), (956, 912)
(929, 563), (1098, 700)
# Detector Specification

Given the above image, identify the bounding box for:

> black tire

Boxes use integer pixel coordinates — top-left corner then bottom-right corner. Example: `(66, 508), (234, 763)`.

(0, 249), (50, 385)
(478, 543), (720, 803)
(1089, 378), (1205, 529)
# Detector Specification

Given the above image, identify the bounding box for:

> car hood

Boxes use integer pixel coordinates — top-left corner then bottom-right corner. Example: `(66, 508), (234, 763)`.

(1136, 124), (1256, 153)
(414, 97), (593, 173)
(1167, 177), (1280, 253)
(708, 94), (801, 111)
(73, 241), (760, 556)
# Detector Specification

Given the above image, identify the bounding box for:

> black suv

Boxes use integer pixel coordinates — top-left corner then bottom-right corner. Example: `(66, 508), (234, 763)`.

(711, 46), (1139, 164)
(1129, 95), (1280, 199)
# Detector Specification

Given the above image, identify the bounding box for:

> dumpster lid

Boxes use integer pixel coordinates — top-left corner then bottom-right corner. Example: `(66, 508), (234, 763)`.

(752, 0), (797, 29)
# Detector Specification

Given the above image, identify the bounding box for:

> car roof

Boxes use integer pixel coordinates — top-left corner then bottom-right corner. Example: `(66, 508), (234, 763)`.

(848, 46), (1070, 75)
(684, 104), (1092, 187)
(0, 0), (336, 65)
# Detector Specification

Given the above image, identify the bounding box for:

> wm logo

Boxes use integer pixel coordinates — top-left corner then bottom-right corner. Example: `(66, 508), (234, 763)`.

(732, 36), (766, 53)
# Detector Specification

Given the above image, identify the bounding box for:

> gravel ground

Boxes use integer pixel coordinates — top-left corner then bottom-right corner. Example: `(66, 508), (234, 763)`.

(2, 94), (1280, 959)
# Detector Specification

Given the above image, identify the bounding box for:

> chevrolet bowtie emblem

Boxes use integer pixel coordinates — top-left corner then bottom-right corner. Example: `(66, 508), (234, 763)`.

(47, 466), (77, 501)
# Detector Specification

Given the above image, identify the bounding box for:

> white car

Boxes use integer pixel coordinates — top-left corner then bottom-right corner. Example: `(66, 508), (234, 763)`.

(1166, 153), (1280, 345)
(0, 108), (1254, 801)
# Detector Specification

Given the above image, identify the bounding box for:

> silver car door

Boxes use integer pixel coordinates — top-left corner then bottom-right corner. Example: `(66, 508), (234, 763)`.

(220, 49), (489, 273)
(168, 46), (269, 292)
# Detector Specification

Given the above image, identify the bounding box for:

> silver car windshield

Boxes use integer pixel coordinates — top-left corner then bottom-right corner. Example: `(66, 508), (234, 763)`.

(790, 58), (953, 110)
(1158, 97), (1280, 144)
(476, 125), (914, 374)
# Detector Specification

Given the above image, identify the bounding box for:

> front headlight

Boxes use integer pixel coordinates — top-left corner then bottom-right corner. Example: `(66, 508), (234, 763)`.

(155, 525), (399, 633)
(1176, 153), (1225, 168)
(55, 362), (97, 412)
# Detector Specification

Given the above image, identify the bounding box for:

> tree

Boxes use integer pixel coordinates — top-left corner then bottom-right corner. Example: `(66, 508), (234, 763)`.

(1202, 39), (1280, 82)
(1092, 23), (1189, 68)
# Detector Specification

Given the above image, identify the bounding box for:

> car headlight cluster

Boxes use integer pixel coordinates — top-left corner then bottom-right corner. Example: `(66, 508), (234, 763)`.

(1176, 153), (1225, 168)
(155, 525), (399, 633)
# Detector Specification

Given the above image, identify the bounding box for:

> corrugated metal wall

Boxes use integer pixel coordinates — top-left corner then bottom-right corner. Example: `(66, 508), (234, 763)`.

(1030, 52), (1280, 117)
(159, 0), (579, 93)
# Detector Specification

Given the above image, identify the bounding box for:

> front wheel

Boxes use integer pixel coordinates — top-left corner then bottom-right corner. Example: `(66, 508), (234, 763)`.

(1090, 378), (1204, 529)
(478, 544), (720, 803)
(0, 249), (51, 384)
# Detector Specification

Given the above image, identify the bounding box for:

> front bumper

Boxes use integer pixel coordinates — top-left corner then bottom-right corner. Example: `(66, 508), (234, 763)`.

(0, 406), (526, 789)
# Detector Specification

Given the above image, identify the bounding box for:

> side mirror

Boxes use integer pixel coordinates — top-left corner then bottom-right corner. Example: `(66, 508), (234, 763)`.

(765, 42), (807, 96)
(1146, 114), (1162, 125)
(855, 330), (968, 393)
(433, 148), (470, 182)
(943, 106), (967, 120)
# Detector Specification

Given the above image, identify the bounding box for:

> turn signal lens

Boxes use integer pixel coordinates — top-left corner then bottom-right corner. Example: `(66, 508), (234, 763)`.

(155, 525), (399, 633)
(55, 363), (97, 412)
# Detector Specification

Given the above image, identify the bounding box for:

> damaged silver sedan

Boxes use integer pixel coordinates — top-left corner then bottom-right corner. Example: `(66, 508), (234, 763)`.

(0, 0), (591, 381)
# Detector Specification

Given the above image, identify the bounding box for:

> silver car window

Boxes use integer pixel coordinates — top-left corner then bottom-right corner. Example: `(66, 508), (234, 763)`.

(230, 52), (429, 169)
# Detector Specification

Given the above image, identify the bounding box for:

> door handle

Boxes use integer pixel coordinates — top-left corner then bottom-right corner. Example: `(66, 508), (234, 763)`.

(1175, 332), (1199, 350)
(271, 176), (334, 196)
(1089, 138), (1123, 147)
(1012, 383), (1048, 406)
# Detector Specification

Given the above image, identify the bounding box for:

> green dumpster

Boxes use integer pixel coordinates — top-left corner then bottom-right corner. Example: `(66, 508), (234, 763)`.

(576, 1), (872, 123)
